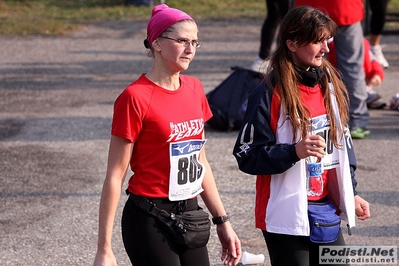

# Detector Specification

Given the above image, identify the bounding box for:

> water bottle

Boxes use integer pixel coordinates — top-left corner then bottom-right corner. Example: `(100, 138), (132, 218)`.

(306, 160), (323, 196)
(306, 123), (324, 196)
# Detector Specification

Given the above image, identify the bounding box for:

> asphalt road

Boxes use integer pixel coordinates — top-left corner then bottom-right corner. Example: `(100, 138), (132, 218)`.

(1, 18), (398, 266)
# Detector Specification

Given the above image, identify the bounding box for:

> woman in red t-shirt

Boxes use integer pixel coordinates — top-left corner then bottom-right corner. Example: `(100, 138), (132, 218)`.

(93, 4), (241, 266)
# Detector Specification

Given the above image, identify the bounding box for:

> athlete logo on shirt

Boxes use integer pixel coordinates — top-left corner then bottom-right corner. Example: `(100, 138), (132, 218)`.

(167, 118), (204, 142)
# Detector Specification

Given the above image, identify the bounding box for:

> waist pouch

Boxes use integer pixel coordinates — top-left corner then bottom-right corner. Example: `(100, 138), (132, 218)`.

(308, 199), (341, 243)
(129, 193), (211, 249)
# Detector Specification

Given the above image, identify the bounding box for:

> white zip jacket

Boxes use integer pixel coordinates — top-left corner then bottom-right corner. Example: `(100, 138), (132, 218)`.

(233, 80), (357, 236)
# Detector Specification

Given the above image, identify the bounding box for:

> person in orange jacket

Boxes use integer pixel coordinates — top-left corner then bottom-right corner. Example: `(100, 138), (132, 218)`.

(328, 38), (387, 109)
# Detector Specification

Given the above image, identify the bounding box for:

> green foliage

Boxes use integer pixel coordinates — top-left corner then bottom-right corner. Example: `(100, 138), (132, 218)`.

(0, 0), (152, 35)
(1, 0), (399, 36)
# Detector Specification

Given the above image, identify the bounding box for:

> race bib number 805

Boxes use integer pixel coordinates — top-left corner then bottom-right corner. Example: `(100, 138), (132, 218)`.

(169, 139), (207, 201)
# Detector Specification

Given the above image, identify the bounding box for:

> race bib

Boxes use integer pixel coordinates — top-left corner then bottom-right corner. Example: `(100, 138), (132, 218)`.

(169, 139), (207, 201)
(311, 114), (340, 169)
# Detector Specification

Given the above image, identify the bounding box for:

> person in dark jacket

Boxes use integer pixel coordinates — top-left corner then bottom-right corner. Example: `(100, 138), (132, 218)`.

(233, 6), (370, 265)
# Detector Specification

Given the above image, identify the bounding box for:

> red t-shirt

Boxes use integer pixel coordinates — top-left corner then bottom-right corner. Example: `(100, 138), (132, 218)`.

(295, 0), (364, 26)
(300, 83), (330, 201)
(112, 74), (212, 198)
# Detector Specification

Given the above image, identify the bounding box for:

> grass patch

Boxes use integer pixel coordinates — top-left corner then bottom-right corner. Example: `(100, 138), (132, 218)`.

(1, 0), (399, 36)
(0, 0), (265, 36)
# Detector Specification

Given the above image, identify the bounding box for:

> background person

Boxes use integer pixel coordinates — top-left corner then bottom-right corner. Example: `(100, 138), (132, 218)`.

(250, 0), (295, 74)
(328, 37), (387, 110)
(368, 0), (390, 68)
(296, 0), (371, 139)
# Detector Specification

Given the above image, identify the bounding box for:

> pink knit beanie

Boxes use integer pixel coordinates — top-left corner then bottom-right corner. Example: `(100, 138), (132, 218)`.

(146, 4), (194, 47)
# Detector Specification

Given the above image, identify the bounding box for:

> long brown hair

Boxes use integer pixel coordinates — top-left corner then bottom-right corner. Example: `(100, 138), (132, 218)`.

(266, 5), (349, 148)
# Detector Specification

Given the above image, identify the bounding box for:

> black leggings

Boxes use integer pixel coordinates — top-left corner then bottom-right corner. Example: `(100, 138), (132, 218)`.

(121, 196), (210, 266)
(369, 0), (390, 35)
(258, 0), (294, 59)
(262, 230), (349, 266)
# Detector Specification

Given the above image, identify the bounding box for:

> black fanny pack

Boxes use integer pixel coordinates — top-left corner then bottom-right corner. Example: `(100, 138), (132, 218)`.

(129, 193), (211, 249)
(308, 198), (341, 243)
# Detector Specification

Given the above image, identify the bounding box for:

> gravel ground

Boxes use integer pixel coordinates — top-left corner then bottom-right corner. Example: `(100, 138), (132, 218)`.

(1, 18), (399, 266)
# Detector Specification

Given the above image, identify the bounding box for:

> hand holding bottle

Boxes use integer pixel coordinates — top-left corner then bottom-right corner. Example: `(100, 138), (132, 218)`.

(295, 134), (326, 160)
(295, 134), (326, 196)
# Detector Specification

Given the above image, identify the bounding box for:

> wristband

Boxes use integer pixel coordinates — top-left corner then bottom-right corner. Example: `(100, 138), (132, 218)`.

(212, 214), (230, 225)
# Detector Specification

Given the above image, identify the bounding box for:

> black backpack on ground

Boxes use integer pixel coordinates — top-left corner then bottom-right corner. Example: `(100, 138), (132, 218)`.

(206, 66), (263, 131)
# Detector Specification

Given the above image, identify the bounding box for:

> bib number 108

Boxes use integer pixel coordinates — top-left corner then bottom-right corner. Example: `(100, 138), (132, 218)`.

(177, 154), (203, 184)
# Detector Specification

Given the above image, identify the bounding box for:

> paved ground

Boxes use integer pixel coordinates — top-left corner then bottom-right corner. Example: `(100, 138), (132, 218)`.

(0, 18), (398, 266)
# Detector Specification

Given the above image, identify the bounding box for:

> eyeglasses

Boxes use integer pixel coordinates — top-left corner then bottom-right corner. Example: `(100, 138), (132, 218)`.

(159, 36), (202, 48)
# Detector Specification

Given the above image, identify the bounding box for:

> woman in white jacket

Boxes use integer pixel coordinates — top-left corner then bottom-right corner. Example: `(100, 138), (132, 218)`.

(233, 6), (370, 266)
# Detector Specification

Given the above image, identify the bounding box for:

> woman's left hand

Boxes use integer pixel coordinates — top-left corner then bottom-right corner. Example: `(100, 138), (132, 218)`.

(216, 222), (242, 266)
(354, 195), (371, 220)
(367, 75), (382, 86)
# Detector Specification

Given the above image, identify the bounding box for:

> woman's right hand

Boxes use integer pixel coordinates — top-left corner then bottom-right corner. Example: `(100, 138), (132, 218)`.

(295, 134), (326, 160)
(93, 250), (117, 266)
(216, 222), (242, 266)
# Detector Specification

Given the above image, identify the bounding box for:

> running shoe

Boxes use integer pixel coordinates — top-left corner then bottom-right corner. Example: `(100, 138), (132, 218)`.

(370, 45), (389, 68)
(368, 99), (387, 109)
(350, 127), (371, 139)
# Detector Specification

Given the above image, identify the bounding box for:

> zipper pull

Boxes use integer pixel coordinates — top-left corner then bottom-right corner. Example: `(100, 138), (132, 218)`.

(347, 224), (352, 236)
(171, 213), (176, 220)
